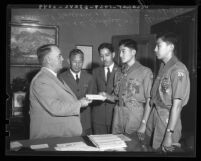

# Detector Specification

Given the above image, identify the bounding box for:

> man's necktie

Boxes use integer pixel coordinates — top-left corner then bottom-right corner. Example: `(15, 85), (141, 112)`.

(106, 67), (111, 83)
(76, 74), (79, 84)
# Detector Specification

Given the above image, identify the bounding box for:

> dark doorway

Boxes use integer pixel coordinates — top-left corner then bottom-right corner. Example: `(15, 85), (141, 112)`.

(151, 10), (197, 141)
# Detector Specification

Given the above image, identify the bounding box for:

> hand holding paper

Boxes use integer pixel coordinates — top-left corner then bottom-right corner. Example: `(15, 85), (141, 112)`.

(80, 97), (93, 107)
(99, 92), (116, 102)
(99, 92), (107, 98)
(86, 94), (106, 101)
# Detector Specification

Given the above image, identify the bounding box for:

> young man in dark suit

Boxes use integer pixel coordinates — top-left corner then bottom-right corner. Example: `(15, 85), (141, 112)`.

(92, 43), (119, 134)
(58, 49), (95, 136)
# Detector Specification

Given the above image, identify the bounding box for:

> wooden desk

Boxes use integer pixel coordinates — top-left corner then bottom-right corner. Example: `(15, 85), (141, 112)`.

(6, 133), (194, 157)
(6, 133), (153, 154)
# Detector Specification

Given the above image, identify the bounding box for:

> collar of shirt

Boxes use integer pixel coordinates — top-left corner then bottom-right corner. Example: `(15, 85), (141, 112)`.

(43, 67), (57, 77)
(164, 55), (178, 68)
(158, 55), (178, 77)
(122, 61), (141, 74)
(104, 63), (114, 73)
(70, 69), (81, 80)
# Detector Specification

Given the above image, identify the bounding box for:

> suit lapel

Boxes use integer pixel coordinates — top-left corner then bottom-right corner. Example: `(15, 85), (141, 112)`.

(79, 71), (84, 87)
(62, 81), (78, 98)
(62, 70), (78, 98)
(107, 64), (118, 84)
(110, 64), (118, 78)
(66, 70), (77, 86)
(42, 68), (77, 99)
(100, 67), (106, 83)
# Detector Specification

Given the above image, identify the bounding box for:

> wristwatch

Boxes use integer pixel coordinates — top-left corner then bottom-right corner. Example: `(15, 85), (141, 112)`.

(167, 128), (174, 133)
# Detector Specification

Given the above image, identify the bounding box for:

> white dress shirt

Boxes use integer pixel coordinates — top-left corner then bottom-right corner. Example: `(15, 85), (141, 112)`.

(104, 63), (114, 80)
(70, 69), (81, 80)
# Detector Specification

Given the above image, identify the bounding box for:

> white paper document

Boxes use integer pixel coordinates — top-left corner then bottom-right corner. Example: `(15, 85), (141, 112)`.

(86, 94), (105, 100)
(116, 134), (132, 141)
(30, 144), (49, 149)
(10, 141), (23, 149)
(55, 141), (99, 151)
(88, 134), (127, 151)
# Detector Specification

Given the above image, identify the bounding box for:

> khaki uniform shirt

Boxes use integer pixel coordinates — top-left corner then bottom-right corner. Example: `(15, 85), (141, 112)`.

(151, 55), (190, 109)
(146, 55), (190, 149)
(112, 61), (153, 134)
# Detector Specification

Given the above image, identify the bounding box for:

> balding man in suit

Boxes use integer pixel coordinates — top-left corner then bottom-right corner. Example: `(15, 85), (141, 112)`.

(29, 44), (92, 139)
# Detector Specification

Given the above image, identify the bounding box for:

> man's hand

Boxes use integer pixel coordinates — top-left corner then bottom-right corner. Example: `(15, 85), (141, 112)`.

(137, 123), (146, 141)
(137, 123), (146, 134)
(79, 97), (92, 107)
(161, 132), (175, 152)
(98, 92), (107, 101)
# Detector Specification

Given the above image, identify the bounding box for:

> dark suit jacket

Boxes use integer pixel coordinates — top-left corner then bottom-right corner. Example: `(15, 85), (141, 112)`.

(29, 67), (82, 139)
(92, 64), (119, 126)
(58, 69), (95, 132)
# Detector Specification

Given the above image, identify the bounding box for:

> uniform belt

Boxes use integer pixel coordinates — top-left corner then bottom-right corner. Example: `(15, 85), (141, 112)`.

(118, 101), (125, 107)
(153, 103), (169, 114)
(152, 100), (169, 110)
(118, 100), (144, 108)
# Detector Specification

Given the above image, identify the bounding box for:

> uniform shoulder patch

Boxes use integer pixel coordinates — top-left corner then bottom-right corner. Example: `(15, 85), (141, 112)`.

(177, 71), (185, 81)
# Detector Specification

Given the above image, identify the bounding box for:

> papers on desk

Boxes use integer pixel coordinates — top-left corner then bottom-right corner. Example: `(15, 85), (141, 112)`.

(10, 141), (49, 151)
(55, 141), (99, 151)
(86, 94), (105, 100)
(88, 134), (127, 151)
(30, 144), (49, 149)
(10, 141), (23, 150)
(116, 134), (132, 142)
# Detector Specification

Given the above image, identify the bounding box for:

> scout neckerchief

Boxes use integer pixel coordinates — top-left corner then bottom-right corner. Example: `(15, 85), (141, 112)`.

(151, 55), (178, 105)
(116, 61), (141, 87)
(121, 60), (141, 76)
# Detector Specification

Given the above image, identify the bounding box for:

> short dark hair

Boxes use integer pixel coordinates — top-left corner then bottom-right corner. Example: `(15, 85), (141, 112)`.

(157, 32), (178, 47)
(118, 39), (138, 51)
(37, 44), (57, 65)
(69, 49), (84, 60)
(98, 43), (114, 53)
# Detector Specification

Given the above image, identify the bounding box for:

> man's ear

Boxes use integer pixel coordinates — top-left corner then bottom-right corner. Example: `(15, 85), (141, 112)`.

(67, 58), (70, 66)
(45, 55), (51, 64)
(132, 49), (136, 56)
(112, 52), (115, 58)
(170, 44), (175, 51)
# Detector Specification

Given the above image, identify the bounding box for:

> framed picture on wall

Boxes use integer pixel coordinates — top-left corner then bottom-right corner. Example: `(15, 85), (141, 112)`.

(10, 23), (59, 66)
(76, 45), (93, 69)
(12, 91), (26, 117)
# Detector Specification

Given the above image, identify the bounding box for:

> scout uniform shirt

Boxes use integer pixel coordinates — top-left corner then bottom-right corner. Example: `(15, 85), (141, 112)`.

(112, 61), (153, 134)
(146, 55), (190, 150)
